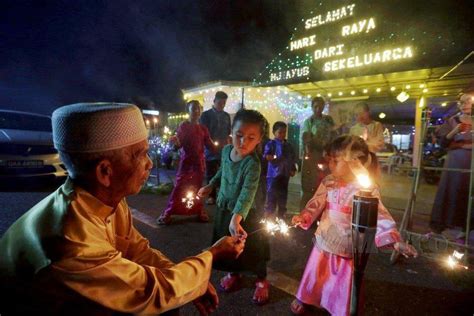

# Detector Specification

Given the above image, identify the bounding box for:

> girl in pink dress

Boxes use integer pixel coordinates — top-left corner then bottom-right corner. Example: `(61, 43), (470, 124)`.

(291, 135), (417, 316)
(157, 100), (215, 225)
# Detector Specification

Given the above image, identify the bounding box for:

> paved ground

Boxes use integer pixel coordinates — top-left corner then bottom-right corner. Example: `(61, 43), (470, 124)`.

(1, 169), (473, 315)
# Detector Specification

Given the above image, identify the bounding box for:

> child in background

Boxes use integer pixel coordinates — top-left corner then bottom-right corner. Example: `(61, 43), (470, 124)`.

(290, 135), (417, 316)
(198, 109), (271, 305)
(157, 100), (214, 225)
(264, 121), (297, 219)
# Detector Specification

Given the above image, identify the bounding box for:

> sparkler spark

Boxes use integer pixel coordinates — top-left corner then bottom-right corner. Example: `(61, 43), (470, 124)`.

(214, 141), (219, 146)
(446, 250), (468, 270)
(248, 217), (296, 236)
(317, 163), (324, 170)
(273, 155), (277, 160)
(182, 191), (199, 209)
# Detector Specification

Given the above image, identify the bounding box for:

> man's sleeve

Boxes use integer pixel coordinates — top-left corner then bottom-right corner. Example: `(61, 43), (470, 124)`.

(226, 112), (232, 136)
(367, 122), (385, 153)
(199, 111), (208, 127)
(301, 119), (310, 134)
(50, 247), (213, 315)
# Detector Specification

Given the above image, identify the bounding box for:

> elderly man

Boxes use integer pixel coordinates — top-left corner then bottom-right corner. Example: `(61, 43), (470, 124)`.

(200, 91), (231, 205)
(349, 102), (385, 153)
(0, 103), (244, 315)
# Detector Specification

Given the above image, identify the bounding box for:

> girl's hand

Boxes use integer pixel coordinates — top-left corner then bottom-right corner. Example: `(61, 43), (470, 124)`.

(229, 214), (247, 239)
(291, 215), (306, 227)
(291, 214), (309, 229)
(394, 242), (418, 258)
(198, 185), (213, 198)
(229, 221), (247, 239)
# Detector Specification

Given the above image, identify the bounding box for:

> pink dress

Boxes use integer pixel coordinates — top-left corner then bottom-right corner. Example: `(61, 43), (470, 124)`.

(296, 175), (401, 316)
(162, 121), (213, 216)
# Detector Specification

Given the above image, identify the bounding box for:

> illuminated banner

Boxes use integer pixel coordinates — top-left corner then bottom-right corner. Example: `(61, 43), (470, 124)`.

(254, 0), (474, 86)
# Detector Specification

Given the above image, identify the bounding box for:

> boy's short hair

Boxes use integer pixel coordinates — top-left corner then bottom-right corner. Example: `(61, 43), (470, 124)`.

(214, 91), (228, 101)
(354, 102), (370, 113)
(186, 100), (201, 111)
(272, 121), (287, 133)
(232, 109), (265, 135)
(312, 96), (325, 106)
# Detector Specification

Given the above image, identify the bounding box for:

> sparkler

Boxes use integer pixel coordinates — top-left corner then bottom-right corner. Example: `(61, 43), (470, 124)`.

(214, 141), (219, 146)
(273, 154), (277, 160)
(182, 191), (199, 209)
(446, 250), (469, 270)
(248, 217), (296, 236)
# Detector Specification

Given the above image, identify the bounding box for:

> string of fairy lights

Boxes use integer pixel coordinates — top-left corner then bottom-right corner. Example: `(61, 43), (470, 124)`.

(182, 83), (455, 126)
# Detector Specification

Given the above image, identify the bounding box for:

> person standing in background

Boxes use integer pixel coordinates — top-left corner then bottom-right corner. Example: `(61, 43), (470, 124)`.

(430, 94), (473, 242)
(350, 102), (385, 153)
(264, 121), (297, 219)
(200, 91), (232, 205)
(300, 97), (335, 210)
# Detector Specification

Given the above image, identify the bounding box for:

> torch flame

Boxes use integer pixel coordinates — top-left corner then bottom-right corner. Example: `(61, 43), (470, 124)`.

(356, 174), (372, 189)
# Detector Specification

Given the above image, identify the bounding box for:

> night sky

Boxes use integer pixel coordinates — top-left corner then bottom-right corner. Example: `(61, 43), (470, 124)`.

(1, 0), (306, 114)
(2, 1), (472, 115)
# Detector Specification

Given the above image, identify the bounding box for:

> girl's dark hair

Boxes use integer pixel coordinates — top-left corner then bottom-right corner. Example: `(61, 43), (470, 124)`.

(232, 109), (265, 135)
(186, 100), (201, 111)
(272, 121), (287, 133)
(325, 135), (380, 180)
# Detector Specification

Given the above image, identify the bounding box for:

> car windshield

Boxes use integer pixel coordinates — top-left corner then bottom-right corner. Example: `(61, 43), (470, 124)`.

(0, 111), (52, 132)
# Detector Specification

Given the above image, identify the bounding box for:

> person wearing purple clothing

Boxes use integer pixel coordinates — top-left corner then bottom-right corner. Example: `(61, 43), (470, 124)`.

(264, 121), (297, 218)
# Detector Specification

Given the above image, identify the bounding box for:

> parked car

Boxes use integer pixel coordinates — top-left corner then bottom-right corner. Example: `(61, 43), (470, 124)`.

(0, 110), (67, 181)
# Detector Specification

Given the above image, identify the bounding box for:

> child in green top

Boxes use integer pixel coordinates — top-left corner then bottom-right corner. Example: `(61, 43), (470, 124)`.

(198, 109), (271, 305)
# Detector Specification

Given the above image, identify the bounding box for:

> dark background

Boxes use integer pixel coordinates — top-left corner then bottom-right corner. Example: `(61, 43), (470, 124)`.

(0, 0), (304, 114)
(1, 1), (472, 114)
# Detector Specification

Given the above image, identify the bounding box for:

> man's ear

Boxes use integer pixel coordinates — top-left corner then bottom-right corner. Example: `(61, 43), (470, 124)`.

(95, 159), (113, 187)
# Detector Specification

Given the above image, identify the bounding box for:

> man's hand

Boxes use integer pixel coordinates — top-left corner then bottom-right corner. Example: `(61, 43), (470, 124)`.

(198, 185), (213, 198)
(193, 282), (218, 315)
(208, 236), (245, 261)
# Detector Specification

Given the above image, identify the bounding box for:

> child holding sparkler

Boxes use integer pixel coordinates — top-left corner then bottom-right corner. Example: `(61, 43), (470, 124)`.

(198, 109), (271, 305)
(290, 135), (417, 316)
(157, 100), (215, 225)
(264, 121), (297, 219)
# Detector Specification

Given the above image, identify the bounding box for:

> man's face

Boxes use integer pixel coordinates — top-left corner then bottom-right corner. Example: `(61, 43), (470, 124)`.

(213, 98), (227, 111)
(312, 101), (324, 116)
(355, 109), (370, 124)
(111, 140), (152, 197)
